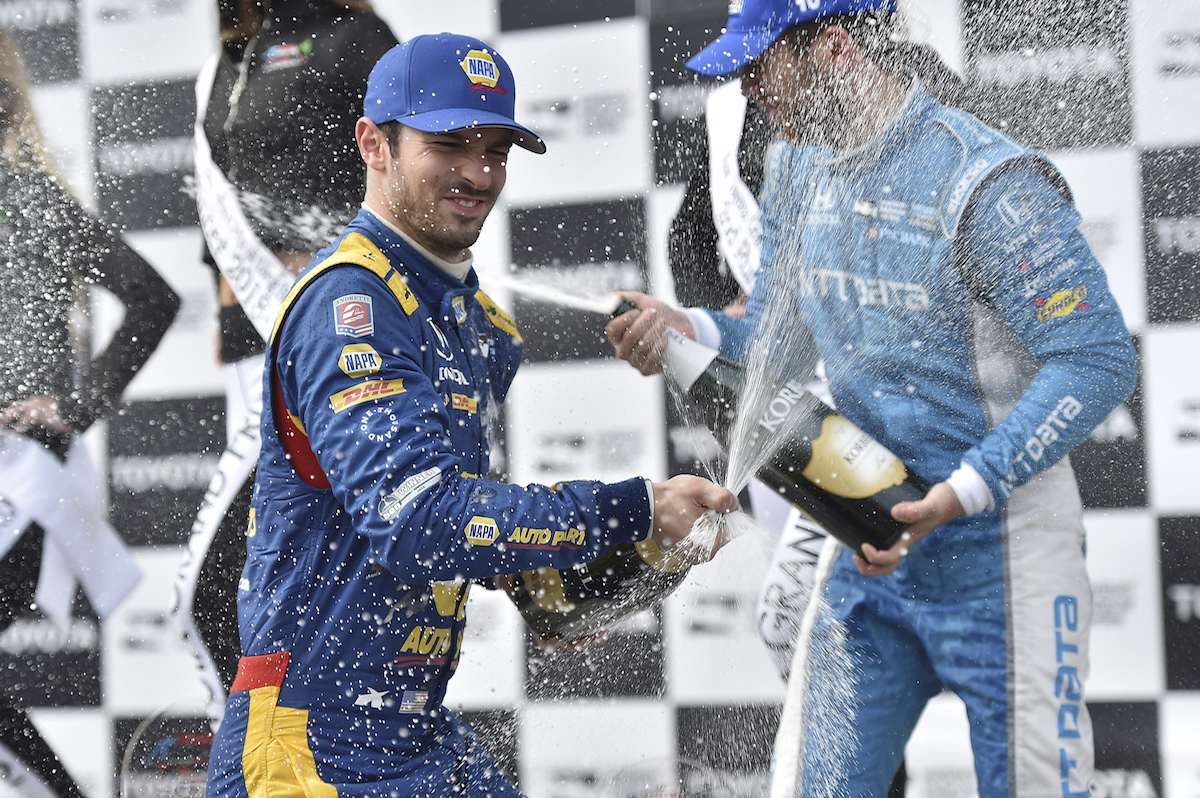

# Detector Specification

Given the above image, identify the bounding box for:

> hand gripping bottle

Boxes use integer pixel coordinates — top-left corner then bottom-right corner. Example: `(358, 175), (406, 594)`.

(662, 326), (929, 558)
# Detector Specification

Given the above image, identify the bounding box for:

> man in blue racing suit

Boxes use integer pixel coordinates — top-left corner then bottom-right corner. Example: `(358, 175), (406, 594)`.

(608, 1), (1138, 796)
(204, 33), (738, 798)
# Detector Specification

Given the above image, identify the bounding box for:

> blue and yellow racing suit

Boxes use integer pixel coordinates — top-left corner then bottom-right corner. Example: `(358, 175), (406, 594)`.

(204, 209), (653, 797)
(710, 84), (1137, 797)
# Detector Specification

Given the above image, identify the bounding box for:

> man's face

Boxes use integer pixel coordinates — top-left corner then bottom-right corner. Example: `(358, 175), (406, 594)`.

(740, 29), (835, 144)
(382, 126), (512, 261)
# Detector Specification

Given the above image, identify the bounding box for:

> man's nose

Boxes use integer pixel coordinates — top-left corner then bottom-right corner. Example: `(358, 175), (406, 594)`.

(458, 153), (493, 189)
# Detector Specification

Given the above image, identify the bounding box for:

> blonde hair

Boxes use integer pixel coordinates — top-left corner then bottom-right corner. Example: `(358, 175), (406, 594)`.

(0, 28), (56, 173)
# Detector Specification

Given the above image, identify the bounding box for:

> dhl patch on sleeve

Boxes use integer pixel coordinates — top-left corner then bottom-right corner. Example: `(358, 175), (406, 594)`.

(329, 378), (405, 412)
(339, 344), (381, 377)
(451, 393), (478, 414)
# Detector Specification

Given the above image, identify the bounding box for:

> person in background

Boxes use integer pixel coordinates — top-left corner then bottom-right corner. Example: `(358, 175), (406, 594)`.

(204, 34), (737, 797)
(610, 0), (1137, 794)
(0, 28), (179, 796)
(176, 0), (397, 725)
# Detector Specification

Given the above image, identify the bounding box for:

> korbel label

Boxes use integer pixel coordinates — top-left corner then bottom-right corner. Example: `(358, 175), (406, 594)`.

(802, 415), (907, 498)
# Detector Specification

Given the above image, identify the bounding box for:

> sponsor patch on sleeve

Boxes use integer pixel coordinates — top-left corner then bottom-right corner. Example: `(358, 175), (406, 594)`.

(339, 344), (381, 377)
(1035, 285), (1089, 323)
(328, 378), (405, 412)
(379, 466), (442, 520)
(464, 516), (499, 546)
(334, 294), (375, 338)
(451, 393), (478, 414)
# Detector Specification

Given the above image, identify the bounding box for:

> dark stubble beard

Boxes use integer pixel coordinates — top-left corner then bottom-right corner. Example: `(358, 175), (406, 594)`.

(391, 177), (499, 256)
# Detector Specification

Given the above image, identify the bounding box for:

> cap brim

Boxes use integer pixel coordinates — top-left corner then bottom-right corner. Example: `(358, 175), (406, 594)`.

(400, 109), (547, 155)
(685, 27), (788, 76)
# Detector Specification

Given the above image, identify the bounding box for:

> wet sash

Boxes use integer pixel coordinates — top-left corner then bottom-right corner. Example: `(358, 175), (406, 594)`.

(192, 53), (293, 342)
(0, 430), (141, 627)
(707, 81), (761, 293)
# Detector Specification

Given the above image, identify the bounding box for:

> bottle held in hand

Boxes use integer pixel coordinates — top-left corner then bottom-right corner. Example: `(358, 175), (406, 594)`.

(506, 538), (690, 643)
(662, 326), (929, 558)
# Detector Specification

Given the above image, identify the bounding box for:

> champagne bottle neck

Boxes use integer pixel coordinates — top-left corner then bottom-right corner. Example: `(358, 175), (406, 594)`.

(662, 328), (720, 391)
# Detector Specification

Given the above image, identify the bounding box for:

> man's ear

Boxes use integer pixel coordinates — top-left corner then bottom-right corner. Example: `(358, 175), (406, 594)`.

(820, 25), (856, 73)
(357, 117), (389, 171)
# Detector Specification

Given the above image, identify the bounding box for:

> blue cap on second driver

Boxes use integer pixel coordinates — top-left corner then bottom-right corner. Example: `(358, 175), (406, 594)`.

(686, 0), (896, 76)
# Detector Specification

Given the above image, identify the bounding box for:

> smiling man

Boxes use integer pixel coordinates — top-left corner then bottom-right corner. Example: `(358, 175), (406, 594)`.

(203, 33), (737, 798)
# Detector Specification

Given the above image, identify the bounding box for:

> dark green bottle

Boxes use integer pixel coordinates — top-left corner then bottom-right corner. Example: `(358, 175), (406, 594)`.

(505, 538), (690, 643)
(662, 327), (929, 558)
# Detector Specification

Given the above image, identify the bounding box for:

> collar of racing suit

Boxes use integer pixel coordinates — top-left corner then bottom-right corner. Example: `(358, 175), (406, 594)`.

(361, 202), (474, 282)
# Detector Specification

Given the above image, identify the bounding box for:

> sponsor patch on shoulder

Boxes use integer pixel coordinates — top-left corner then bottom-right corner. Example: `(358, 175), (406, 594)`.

(328, 379), (405, 412)
(379, 466), (442, 520)
(334, 294), (374, 338)
(339, 344), (381, 377)
(1035, 285), (1089, 323)
(465, 516), (499, 546)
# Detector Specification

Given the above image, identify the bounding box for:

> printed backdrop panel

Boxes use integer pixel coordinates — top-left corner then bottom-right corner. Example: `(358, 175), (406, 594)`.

(79, 0), (212, 83)
(506, 360), (666, 486)
(101, 547), (208, 715)
(500, 18), (652, 205)
(1158, 517), (1200, 692)
(1082, 510), (1165, 700)
(107, 397), (223, 547)
(962, 0), (1133, 150)
(663, 533), (785, 706)
(1130, 0), (1200, 147)
(1140, 146), (1200, 326)
(1161, 694), (1200, 798)
(519, 701), (675, 798)
(91, 77), (197, 232)
(1143, 327), (1200, 513)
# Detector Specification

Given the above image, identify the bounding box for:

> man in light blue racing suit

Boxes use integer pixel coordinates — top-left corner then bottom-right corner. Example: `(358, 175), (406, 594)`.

(204, 33), (738, 798)
(608, 1), (1138, 795)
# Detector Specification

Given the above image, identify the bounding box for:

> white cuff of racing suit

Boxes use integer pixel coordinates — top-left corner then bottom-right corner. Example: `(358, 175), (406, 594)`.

(947, 461), (995, 516)
(642, 477), (656, 541)
(686, 308), (722, 349)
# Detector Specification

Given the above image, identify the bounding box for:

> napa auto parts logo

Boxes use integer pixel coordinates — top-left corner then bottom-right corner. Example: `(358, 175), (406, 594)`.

(460, 49), (506, 95)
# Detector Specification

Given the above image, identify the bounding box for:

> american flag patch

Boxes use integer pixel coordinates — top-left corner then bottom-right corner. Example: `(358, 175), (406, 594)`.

(399, 690), (428, 713)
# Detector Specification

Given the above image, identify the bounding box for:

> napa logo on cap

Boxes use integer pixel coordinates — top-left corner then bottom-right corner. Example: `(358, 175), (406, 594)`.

(460, 49), (501, 89)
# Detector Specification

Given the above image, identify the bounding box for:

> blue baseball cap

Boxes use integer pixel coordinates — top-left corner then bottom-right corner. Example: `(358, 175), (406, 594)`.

(364, 33), (547, 155)
(686, 0), (897, 76)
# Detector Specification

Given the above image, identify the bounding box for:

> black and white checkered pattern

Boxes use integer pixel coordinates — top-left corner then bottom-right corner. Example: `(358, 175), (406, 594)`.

(3, 0), (1196, 795)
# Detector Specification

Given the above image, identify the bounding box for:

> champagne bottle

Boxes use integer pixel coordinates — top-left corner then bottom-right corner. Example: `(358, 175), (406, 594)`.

(504, 299), (695, 643)
(504, 538), (690, 643)
(661, 324), (930, 558)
